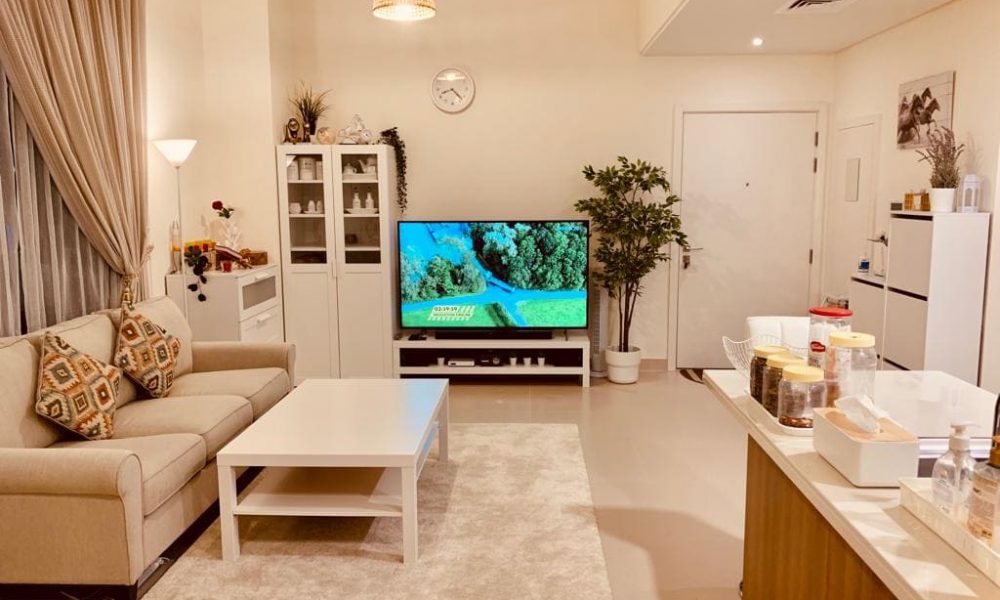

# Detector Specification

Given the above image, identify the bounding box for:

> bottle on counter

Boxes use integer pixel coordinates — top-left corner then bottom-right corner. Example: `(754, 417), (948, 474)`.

(824, 331), (877, 404)
(808, 306), (852, 368)
(750, 345), (787, 404)
(932, 422), (976, 521)
(968, 437), (1000, 548)
(762, 353), (807, 418)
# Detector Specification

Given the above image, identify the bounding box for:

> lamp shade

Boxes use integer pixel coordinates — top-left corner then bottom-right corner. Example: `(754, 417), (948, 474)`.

(372, 0), (436, 21)
(153, 139), (197, 167)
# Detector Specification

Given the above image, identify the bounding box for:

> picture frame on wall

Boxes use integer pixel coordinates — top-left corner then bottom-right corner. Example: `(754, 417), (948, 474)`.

(897, 70), (955, 150)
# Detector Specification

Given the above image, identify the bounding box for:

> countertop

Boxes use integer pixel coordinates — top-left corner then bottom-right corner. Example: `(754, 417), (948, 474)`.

(705, 369), (1000, 600)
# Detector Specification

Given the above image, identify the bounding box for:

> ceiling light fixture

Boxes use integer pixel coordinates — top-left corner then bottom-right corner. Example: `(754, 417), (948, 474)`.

(373, 0), (437, 22)
(751, 37), (765, 47)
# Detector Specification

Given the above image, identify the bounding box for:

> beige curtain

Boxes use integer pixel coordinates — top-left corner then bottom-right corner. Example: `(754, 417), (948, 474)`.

(0, 70), (118, 336)
(0, 0), (149, 303)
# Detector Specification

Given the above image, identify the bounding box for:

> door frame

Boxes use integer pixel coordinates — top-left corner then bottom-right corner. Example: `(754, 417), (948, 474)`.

(667, 102), (830, 371)
(818, 114), (882, 296)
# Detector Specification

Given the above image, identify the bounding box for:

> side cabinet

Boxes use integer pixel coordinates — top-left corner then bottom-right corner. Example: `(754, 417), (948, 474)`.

(881, 211), (989, 383)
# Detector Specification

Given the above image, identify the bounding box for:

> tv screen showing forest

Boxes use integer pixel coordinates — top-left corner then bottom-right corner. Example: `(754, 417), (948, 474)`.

(398, 221), (589, 329)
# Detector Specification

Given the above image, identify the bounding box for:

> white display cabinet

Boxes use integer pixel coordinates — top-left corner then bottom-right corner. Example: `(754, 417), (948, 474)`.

(276, 144), (398, 383)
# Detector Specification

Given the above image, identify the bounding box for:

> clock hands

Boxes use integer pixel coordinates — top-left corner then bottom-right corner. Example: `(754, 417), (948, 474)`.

(441, 87), (463, 101)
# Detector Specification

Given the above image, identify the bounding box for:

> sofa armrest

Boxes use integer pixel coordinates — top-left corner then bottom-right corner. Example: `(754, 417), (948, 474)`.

(0, 448), (146, 585)
(191, 341), (296, 382)
(0, 447), (141, 496)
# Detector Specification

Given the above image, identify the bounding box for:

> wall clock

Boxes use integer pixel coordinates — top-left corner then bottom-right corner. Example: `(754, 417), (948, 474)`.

(431, 68), (475, 113)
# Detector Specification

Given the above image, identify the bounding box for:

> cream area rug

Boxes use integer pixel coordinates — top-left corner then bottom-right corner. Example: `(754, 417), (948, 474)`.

(146, 424), (612, 600)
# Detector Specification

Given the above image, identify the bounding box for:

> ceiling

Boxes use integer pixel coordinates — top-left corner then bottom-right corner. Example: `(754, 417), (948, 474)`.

(642, 0), (955, 55)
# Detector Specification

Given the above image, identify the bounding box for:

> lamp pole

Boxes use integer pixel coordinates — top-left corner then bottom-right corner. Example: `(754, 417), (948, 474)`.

(174, 165), (189, 320)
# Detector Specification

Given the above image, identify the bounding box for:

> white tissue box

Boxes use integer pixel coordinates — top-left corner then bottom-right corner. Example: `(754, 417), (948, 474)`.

(813, 408), (919, 488)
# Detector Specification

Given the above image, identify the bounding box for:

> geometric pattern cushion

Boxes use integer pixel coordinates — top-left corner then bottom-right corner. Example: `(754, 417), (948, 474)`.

(35, 332), (121, 440)
(113, 306), (182, 399)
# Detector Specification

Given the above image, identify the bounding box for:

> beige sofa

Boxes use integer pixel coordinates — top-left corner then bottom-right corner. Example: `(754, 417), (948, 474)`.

(0, 296), (295, 590)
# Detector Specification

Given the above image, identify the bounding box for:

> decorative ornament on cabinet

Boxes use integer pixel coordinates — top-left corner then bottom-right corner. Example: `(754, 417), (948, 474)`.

(916, 127), (965, 213)
(379, 127), (408, 213)
(289, 82), (330, 143)
(336, 114), (375, 145)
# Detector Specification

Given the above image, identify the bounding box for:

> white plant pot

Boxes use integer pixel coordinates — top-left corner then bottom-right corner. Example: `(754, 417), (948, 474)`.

(606, 346), (642, 384)
(929, 188), (956, 213)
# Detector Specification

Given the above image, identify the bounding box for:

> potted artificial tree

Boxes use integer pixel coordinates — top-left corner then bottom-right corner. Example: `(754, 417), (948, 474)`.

(917, 126), (965, 213)
(575, 157), (688, 384)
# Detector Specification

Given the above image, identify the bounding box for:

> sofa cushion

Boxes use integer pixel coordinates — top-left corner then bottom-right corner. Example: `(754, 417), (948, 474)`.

(114, 306), (182, 398)
(35, 333), (121, 441)
(102, 296), (193, 378)
(114, 395), (252, 460)
(50, 433), (206, 516)
(170, 368), (290, 419)
(27, 314), (140, 407)
(0, 339), (63, 448)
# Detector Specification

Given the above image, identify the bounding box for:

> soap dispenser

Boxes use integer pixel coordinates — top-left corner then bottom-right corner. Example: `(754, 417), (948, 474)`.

(968, 396), (1000, 548)
(932, 422), (976, 520)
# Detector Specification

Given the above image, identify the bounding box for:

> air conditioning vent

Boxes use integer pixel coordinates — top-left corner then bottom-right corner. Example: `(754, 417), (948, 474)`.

(776, 0), (860, 14)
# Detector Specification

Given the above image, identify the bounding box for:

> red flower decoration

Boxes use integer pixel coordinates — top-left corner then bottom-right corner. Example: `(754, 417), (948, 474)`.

(211, 200), (224, 210)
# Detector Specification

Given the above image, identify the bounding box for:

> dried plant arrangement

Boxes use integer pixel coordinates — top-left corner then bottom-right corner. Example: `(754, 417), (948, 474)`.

(289, 82), (331, 136)
(916, 126), (965, 188)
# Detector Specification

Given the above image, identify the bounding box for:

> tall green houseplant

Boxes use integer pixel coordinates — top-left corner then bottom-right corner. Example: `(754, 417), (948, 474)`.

(575, 157), (688, 353)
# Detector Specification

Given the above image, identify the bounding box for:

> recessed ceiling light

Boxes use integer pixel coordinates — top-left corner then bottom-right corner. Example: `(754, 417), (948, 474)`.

(752, 37), (765, 47)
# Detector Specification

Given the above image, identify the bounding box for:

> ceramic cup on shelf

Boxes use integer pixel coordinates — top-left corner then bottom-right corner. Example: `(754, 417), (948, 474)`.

(523, 356), (533, 367)
(289, 202), (302, 214)
(437, 357), (446, 366)
(509, 356), (517, 367)
(538, 356), (547, 367)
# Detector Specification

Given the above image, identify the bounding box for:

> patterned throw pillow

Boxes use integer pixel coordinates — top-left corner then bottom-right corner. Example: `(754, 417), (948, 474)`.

(114, 307), (182, 398)
(36, 333), (120, 440)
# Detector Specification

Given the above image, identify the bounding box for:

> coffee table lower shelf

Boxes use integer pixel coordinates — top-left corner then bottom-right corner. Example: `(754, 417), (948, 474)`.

(235, 467), (405, 518)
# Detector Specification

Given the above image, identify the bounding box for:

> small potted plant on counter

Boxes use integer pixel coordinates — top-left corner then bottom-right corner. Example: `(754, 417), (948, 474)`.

(917, 126), (965, 212)
(575, 157), (688, 384)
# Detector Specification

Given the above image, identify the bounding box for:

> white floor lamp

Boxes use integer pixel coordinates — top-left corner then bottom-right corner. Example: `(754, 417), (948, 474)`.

(153, 139), (197, 320)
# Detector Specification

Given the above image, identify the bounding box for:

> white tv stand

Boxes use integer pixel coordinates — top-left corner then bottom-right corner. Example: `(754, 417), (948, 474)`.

(392, 331), (590, 387)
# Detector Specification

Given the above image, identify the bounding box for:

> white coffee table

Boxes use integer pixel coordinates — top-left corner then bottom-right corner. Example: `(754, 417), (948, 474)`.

(216, 378), (449, 565)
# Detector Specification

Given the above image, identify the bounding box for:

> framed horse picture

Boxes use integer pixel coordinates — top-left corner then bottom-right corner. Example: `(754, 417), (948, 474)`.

(897, 71), (955, 150)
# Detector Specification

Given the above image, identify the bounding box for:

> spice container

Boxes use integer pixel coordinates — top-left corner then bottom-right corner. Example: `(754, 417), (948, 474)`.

(808, 306), (852, 367)
(762, 353), (807, 417)
(777, 365), (828, 429)
(825, 331), (877, 404)
(750, 345), (787, 403)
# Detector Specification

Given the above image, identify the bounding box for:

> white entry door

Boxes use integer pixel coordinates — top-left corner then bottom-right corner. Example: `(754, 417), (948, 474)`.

(676, 111), (819, 369)
(822, 120), (878, 297)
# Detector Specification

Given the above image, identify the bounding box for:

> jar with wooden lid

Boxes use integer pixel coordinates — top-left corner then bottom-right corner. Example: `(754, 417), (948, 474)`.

(750, 345), (787, 403)
(777, 365), (828, 429)
(763, 353), (807, 417)
(825, 331), (877, 404)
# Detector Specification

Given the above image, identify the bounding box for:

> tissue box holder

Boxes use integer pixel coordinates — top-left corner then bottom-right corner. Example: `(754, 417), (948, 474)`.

(813, 408), (919, 488)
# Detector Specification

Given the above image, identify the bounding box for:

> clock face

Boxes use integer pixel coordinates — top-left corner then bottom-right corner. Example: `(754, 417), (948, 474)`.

(431, 68), (475, 113)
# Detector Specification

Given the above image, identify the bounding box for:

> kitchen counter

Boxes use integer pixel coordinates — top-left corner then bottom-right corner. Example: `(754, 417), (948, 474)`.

(705, 369), (1000, 600)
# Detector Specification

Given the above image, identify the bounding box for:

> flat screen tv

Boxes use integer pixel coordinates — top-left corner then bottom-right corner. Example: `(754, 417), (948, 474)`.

(398, 220), (589, 330)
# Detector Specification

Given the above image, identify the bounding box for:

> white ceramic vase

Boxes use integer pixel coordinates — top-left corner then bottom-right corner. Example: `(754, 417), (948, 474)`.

(929, 188), (956, 213)
(606, 346), (642, 384)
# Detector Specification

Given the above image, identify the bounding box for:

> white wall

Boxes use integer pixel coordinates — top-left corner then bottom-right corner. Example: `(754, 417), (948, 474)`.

(638, 0), (686, 52)
(827, 0), (1000, 390)
(146, 0), (279, 297)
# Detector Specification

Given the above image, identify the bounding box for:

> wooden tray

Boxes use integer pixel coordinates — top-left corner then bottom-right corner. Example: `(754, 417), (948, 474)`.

(899, 477), (1000, 586)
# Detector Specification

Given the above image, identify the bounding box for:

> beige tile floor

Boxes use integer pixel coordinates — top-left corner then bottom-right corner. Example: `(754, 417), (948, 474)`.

(448, 369), (747, 600)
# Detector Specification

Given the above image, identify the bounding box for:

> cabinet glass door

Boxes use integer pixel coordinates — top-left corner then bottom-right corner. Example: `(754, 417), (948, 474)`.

(340, 152), (381, 265)
(286, 153), (328, 264)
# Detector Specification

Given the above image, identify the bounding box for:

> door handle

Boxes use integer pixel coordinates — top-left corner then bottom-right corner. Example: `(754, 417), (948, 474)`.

(682, 247), (704, 270)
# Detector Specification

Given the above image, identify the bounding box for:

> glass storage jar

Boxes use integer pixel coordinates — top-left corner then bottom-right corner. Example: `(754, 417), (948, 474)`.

(750, 345), (787, 403)
(777, 365), (828, 429)
(762, 353), (807, 417)
(825, 331), (877, 404)
(808, 306), (853, 367)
